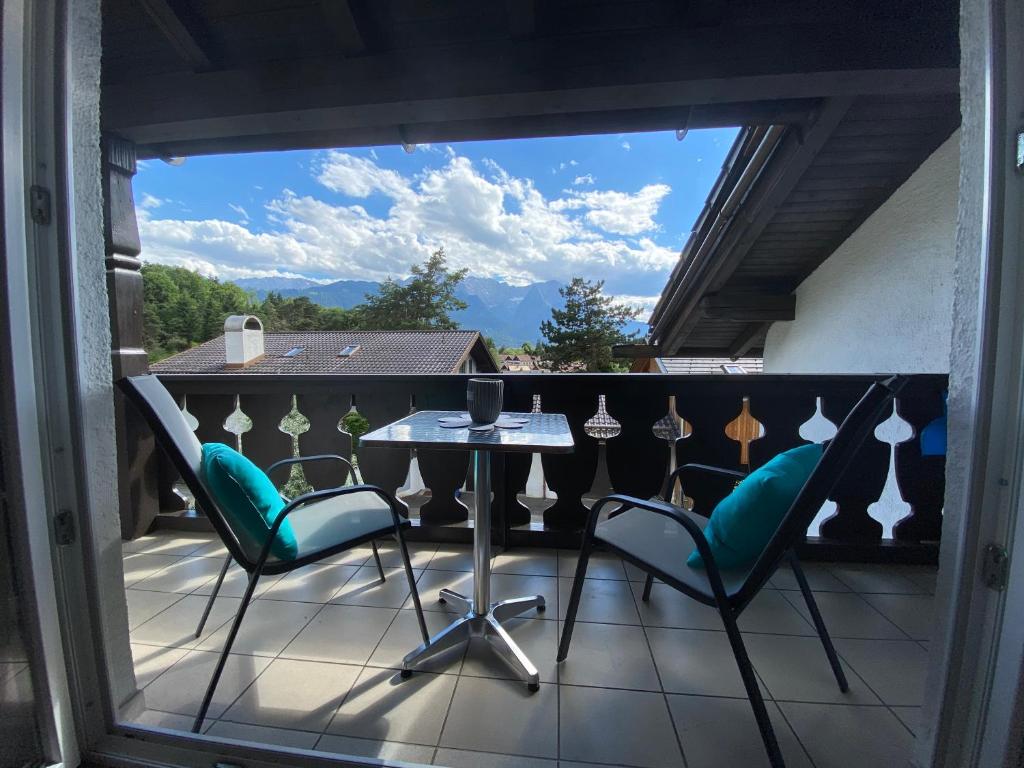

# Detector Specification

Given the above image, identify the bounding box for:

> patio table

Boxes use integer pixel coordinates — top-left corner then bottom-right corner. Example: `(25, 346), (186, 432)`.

(360, 409), (574, 690)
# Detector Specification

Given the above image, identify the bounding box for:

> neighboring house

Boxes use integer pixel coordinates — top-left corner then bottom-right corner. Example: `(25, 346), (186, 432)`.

(499, 353), (543, 372)
(151, 317), (499, 375)
(629, 356), (763, 374)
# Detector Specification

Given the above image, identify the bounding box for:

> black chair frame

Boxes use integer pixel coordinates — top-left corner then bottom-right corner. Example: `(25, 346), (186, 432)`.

(118, 375), (429, 735)
(558, 376), (906, 768)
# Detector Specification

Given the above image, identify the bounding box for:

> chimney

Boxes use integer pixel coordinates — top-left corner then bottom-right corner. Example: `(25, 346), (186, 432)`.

(224, 315), (265, 368)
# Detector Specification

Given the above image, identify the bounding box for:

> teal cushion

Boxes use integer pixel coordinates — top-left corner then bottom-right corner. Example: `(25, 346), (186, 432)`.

(201, 443), (298, 561)
(687, 443), (823, 570)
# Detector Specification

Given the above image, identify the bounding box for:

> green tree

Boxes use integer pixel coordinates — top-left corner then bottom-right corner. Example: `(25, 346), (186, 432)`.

(538, 277), (639, 372)
(357, 248), (468, 330)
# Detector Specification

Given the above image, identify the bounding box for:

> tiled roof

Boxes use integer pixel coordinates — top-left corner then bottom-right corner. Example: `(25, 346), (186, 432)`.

(655, 357), (764, 375)
(151, 330), (490, 375)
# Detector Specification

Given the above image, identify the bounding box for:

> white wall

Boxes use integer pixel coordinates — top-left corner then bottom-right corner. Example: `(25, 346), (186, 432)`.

(763, 130), (960, 374)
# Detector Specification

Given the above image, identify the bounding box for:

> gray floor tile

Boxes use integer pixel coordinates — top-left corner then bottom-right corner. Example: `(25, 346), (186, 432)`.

(327, 666), (457, 745)
(368, 609), (466, 674)
(440, 676), (558, 759)
(260, 563), (360, 604)
(558, 578), (640, 625)
(667, 694), (812, 768)
(894, 566), (938, 594)
(190, 563), (283, 599)
(429, 545), (475, 572)
(206, 720), (319, 749)
(434, 748), (556, 768)
(737, 590), (815, 636)
(860, 593), (934, 640)
(779, 702), (913, 768)
(142, 650), (271, 719)
(196, 599), (320, 656)
(122, 554), (183, 587)
(631, 582), (723, 631)
(781, 591), (908, 640)
(834, 638), (929, 706)
(413, 569), (476, 613)
(130, 643), (189, 688)
(132, 555), (231, 594)
(129, 709), (200, 731)
(743, 634), (879, 705)
(331, 566), (423, 608)
(189, 539), (229, 559)
(125, 589), (185, 630)
(624, 560), (651, 582)
(126, 534), (214, 557)
(374, 542), (438, 570)
(493, 549), (559, 577)
(891, 705), (921, 736)
(646, 627), (756, 698)
(319, 545), (374, 567)
(318, 734), (435, 764)
(462, 618), (558, 683)
(223, 657), (359, 732)
(769, 564), (851, 592)
(559, 685), (684, 768)
(558, 549), (627, 580)
(829, 565), (924, 594)
(130, 594), (241, 649)
(556, 621), (660, 690)
(281, 604), (397, 665)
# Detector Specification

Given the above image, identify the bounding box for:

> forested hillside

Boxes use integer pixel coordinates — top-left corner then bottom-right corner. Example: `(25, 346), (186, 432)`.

(141, 264), (357, 361)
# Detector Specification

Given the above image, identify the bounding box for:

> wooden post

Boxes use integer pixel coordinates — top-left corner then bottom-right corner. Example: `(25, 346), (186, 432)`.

(103, 134), (158, 539)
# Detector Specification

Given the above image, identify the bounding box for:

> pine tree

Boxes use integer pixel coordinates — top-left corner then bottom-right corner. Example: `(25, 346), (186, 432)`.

(358, 248), (468, 330)
(538, 277), (639, 372)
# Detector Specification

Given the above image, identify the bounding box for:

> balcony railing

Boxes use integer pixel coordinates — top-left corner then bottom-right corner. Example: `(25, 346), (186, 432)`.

(154, 373), (947, 562)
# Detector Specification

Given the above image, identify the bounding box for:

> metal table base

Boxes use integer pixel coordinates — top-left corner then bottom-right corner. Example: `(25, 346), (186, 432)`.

(402, 449), (546, 690)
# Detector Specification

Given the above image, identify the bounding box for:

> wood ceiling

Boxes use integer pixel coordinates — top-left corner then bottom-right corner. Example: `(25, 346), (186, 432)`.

(101, 0), (958, 158)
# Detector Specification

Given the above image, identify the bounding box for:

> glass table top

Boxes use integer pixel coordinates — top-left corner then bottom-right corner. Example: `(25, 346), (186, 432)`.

(360, 410), (574, 454)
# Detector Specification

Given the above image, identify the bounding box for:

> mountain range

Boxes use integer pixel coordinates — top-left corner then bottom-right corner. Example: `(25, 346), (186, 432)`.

(232, 275), (647, 347)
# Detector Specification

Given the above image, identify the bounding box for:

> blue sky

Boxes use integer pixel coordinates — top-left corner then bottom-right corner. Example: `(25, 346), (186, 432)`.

(135, 128), (738, 314)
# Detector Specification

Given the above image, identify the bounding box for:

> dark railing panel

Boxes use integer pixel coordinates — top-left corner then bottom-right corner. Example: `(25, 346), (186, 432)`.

(155, 373), (948, 560)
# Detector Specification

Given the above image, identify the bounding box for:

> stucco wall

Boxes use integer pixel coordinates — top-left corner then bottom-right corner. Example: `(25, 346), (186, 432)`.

(763, 131), (960, 374)
(68, 0), (137, 709)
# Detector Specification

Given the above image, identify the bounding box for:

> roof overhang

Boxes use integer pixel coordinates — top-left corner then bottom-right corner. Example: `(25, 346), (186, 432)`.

(101, 1), (959, 159)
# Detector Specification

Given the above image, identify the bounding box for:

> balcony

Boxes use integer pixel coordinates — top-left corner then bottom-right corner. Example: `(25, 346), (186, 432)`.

(123, 530), (934, 767)
(116, 371), (945, 766)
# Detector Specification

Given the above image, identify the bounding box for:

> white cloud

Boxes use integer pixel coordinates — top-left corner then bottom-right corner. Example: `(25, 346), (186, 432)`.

(138, 150), (677, 293)
(139, 193), (165, 210)
(572, 174), (595, 186)
(228, 203), (249, 223)
(551, 184), (670, 236)
(621, 141), (632, 151)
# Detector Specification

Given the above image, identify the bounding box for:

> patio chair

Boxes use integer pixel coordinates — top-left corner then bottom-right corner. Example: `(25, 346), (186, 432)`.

(119, 374), (429, 733)
(558, 376), (906, 768)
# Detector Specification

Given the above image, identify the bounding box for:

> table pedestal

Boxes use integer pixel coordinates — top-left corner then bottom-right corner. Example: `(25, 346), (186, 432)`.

(402, 449), (545, 690)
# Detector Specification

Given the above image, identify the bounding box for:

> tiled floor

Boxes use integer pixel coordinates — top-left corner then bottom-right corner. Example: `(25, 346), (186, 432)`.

(122, 531), (936, 768)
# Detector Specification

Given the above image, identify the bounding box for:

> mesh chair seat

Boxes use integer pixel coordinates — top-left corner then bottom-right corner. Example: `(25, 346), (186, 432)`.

(273, 490), (396, 565)
(596, 507), (754, 602)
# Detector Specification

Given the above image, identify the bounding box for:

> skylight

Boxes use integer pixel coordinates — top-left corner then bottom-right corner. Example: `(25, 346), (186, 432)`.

(339, 344), (360, 357)
(283, 346), (304, 357)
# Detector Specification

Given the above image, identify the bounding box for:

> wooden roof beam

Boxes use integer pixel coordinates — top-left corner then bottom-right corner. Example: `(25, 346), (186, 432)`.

(699, 293), (795, 322)
(506, 0), (536, 38)
(138, 0), (213, 72)
(728, 323), (769, 359)
(655, 97), (854, 355)
(320, 1), (370, 56)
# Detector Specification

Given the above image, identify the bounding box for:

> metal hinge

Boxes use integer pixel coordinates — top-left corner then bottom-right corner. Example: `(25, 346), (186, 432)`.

(29, 185), (51, 225)
(54, 508), (75, 546)
(982, 543), (1009, 591)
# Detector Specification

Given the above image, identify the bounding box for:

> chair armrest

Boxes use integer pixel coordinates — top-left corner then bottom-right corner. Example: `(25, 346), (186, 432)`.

(256, 483), (402, 570)
(661, 463), (746, 504)
(266, 454), (355, 486)
(588, 494), (733, 603)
